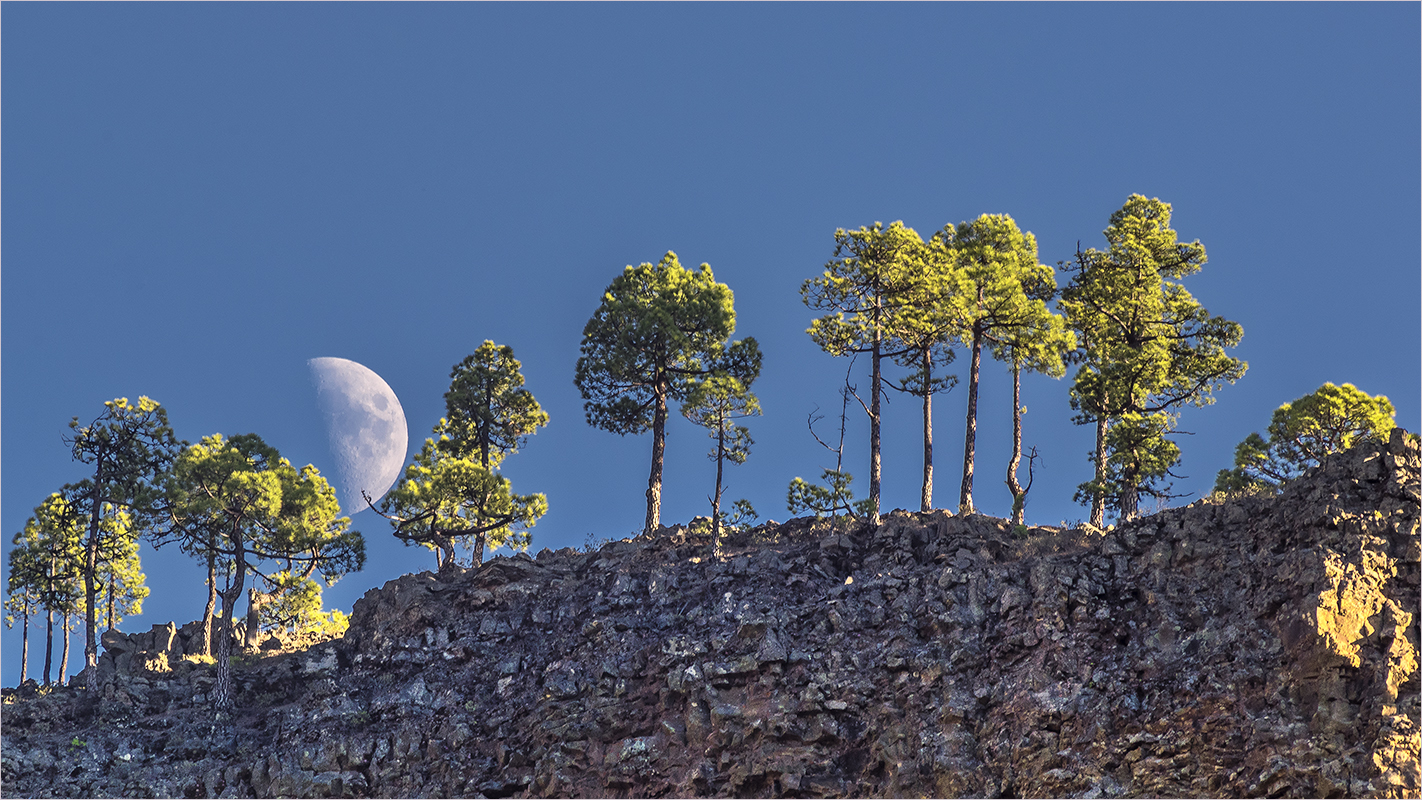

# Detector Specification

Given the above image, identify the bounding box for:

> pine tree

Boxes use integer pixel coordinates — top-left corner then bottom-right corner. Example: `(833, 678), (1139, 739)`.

(9, 493), (85, 685)
(889, 225), (961, 512)
(160, 433), (364, 710)
(1215, 383), (1395, 493)
(376, 439), (546, 569)
(681, 346), (763, 557)
(375, 342), (548, 569)
(803, 222), (929, 525)
(1061, 195), (1246, 523)
(438, 341), (549, 470)
(943, 214), (1058, 514)
(65, 397), (179, 680)
(577, 252), (752, 533)
(991, 305), (1075, 526)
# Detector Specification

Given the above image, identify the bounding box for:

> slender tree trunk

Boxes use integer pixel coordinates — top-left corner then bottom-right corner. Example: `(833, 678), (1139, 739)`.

(214, 538), (246, 711)
(1120, 451), (1140, 521)
(43, 610), (54, 686)
(712, 422), (726, 559)
(19, 612), (30, 684)
(921, 348), (934, 512)
(869, 331), (883, 527)
(472, 531), (486, 568)
(60, 613), (71, 685)
(202, 554), (217, 657)
(960, 327), (983, 514)
(1091, 412), (1108, 528)
(246, 588), (262, 650)
(1007, 364), (1026, 526)
(645, 375), (668, 534)
(481, 385), (492, 470)
(1121, 482), (1139, 522)
(107, 575), (116, 630)
(84, 471), (103, 678)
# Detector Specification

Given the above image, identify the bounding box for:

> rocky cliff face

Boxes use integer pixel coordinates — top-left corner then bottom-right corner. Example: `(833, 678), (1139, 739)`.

(3, 431), (1418, 798)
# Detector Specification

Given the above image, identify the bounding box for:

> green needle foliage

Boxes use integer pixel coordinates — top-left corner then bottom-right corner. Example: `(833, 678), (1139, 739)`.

(991, 300), (1076, 526)
(160, 433), (364, 710)
(1215, 383), (1396, 494)
(576, 252), (752, 533)
(1061, 196), (1246, 523)
(803, 222), (930, 525)
(787, 469), (876, 520)
(681, 357), (762, 558)
(378, 439), (547, 569)
(888, 225), (960, 513)
(90, 504), (147, 632)
(438, 340), (549, 470)
(942, 214), (1059, 516)
(378, 342), (548, 569)
(64, 396), (180, 681)
(8, 493), (85, 685)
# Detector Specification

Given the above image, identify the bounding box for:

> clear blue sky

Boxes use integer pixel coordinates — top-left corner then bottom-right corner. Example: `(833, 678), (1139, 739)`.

(4, 3), (1418, 688)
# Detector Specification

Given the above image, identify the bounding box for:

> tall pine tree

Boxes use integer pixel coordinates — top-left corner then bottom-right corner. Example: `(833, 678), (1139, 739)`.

(1061, 195), (1246, 523)
(577, 252), (754, 533)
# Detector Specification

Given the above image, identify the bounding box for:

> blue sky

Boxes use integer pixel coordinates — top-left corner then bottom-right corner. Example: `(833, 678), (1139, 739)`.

(4, 3), (1418, 688)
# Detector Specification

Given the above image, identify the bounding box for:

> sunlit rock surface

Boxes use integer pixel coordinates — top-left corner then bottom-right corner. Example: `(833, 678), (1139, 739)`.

(3, 431), (1418, 798)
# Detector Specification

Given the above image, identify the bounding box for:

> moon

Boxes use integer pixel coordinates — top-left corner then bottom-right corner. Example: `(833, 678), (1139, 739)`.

(307, 357), (408, 514)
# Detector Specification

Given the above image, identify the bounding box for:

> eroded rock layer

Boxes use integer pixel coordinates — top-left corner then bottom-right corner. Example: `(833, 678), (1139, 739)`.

(2, 431), (1418, 798)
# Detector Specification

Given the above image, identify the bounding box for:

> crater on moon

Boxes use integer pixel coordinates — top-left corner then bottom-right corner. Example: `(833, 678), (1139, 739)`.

(307, 357), (409, 513)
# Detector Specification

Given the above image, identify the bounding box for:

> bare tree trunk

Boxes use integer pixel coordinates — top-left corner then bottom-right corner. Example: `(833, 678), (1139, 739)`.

(481, 385), (493, 471)
(60, 613), (71, 685)
(246, 588), (262, 650)
(19, 611), (30, 684)
(712, 422), (726, 559)
(1006, 364), (1026, 526)
(43, 610), (54, 686)
(1120, 482), (1139, 522)
(921, 348), (933, 512)
(201, 554), (217, 657)
(1090, 413), (1108, 528)
(959, 328), (983, 514)
(869, 332), (882, 527)
(645, 376), (668, 534)
(472, 531), (486, 568)
(107, 575), (116, 630)
(83, 473), (103, 678)
(214, 540), (246, 711)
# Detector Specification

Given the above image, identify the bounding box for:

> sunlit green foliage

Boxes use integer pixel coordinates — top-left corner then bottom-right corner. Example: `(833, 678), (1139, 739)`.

(941, 214), (1059, 515)
(803, 221), (930, 524)
(787, 469), (875, 519)
(161, 433), (364, 709)
(1061, 196), (1246, 522)
(577, 252), (751, 533)
(7, 492), (85, 685)
(682, 363), (762, 557)
(378, 343), (548, 569)
(1215, 383), (1396, 493)
(257, 570), (347, 636)
(438, 341), (549, 469)
(65, 396), (180, 677)
(990, 281), (1076, 526)
(378, 439), (546, 569)
(91, 505), (147, 631)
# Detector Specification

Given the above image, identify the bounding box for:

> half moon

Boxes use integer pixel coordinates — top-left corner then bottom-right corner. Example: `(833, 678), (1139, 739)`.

(307, 357), (409, 514)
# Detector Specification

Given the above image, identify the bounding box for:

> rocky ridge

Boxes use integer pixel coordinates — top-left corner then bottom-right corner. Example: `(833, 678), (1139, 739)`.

(2, 430), (1418, 798)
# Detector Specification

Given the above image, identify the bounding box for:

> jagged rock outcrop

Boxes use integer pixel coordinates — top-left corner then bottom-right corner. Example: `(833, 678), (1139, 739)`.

(3, 430), (1418, 798)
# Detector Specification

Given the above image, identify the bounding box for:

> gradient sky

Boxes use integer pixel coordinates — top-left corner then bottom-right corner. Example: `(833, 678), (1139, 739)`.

(3, 3), (1418, 688)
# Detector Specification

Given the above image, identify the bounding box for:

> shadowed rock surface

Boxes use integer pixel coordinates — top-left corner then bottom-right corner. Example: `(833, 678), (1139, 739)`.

(3, 430), (1418, 798)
